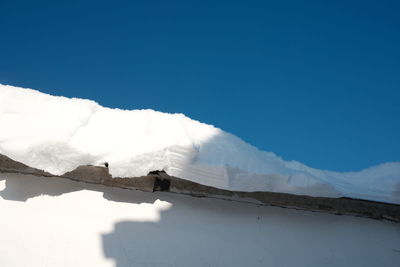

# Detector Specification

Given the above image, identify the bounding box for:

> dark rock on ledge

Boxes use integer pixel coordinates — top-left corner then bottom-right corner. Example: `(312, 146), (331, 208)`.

(1, 153), (399, 222)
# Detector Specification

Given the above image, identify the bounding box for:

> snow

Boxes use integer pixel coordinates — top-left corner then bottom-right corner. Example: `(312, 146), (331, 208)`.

(0, 84), (399, 204)
(0, 173), (399, 267)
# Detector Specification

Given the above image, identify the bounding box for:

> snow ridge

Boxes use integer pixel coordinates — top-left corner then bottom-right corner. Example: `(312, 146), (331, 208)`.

(0, 84), (399, 204)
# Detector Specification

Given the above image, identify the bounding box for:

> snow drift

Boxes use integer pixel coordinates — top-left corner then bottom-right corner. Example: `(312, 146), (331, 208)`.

(0, 84), (399, 204)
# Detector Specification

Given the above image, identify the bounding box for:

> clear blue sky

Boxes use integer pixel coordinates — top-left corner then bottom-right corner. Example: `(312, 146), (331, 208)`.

(1, 0), (399, 171)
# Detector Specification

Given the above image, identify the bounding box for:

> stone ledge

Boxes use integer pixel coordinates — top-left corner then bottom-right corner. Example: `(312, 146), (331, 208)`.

(1, 153), (399, 222)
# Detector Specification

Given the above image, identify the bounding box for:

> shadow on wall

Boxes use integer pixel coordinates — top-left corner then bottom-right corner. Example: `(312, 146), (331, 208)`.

(101, 195), (270, 267)
(0, 173), (159, 204)
(1, 171), (399, 267)
(0, 173), (78, 202)
(100, 191), (400, 267)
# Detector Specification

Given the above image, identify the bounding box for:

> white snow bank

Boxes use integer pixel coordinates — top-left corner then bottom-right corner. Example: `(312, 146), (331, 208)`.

(0, 84), (399, 204)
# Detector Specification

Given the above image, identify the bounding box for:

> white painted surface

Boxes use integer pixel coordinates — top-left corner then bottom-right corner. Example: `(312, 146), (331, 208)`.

(1, 173), (399, 267)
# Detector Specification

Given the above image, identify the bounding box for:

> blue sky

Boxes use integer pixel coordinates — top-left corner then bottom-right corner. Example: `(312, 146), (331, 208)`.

(1, 0), (399, 171)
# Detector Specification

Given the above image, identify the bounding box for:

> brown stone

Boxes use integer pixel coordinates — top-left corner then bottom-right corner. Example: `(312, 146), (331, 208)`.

(1, 153), (399, 222)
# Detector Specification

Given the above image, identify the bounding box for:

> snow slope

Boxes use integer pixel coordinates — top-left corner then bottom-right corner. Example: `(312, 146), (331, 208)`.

(0, 173), (399, 267)
(0, 84), (399, 204)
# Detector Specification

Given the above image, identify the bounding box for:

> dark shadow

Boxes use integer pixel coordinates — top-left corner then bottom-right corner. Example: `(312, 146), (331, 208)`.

(0, 173), (80, 202)
(102, 184), (161, 204)
(101, 190), (400, 267)
(101, 195), (269, 267)
(0, 172), (159, 204)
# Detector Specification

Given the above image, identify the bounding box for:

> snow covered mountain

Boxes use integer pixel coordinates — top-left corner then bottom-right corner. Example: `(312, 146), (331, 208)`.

(0, 84), (399, 204)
